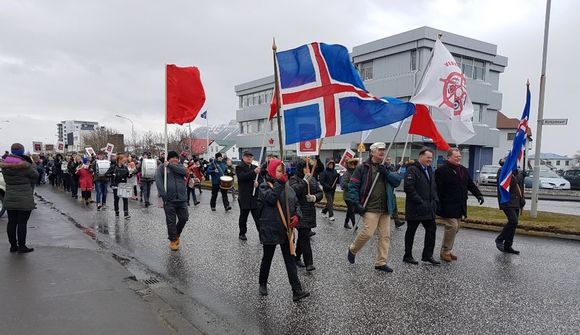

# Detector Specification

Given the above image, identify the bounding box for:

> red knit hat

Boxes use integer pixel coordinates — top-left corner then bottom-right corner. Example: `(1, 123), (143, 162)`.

(267, 159), (283, 179)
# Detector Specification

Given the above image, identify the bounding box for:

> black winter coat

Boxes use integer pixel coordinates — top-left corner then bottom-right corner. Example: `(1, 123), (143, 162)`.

(404, 161), (438, 221)
(435, 162), (482, 218)
(258, 178), (301, 245)
(320, 167), (338, 193)
(236, 162), (261, 209)
(497, 168), (526, 210)
(289, 175), (323, 229)
(105, 165), (131, 187)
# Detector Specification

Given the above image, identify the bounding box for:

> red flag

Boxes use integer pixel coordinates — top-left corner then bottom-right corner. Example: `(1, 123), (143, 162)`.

(269, 85), (279, 120)
(166, 64), (206, 125)
(409, 104), (451, 151)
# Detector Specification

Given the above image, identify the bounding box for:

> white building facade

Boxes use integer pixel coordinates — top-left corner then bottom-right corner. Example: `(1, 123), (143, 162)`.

(57, 120), (100, 152)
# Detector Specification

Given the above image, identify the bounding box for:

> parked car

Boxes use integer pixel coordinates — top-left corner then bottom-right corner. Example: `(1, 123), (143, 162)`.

(477, 165), (500, 186)
(0, 168), (6, 218)
(524, 169), (571, 190)
(563, 169), (580, 190)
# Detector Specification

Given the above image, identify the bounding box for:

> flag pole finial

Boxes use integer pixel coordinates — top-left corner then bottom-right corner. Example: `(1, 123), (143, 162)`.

(272, 37), (277, 51)
(438, 33), (443, 40)
(526, 79), (530, 86)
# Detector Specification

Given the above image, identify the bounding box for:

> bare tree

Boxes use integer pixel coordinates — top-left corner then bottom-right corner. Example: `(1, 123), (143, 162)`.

(82, 128), (119, 152)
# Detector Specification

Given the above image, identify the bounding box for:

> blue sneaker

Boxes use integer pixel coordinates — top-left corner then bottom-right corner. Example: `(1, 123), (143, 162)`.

(348, 249), (356, 264)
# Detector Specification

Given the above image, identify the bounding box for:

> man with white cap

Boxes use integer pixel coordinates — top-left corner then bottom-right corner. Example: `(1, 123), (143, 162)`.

(346, 142), (402, 272)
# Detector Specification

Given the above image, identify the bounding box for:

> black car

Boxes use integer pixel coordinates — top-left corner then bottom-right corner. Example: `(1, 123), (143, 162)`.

(563, 169), (580, 190)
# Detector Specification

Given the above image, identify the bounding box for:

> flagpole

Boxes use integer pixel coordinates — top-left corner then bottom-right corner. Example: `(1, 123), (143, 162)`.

(164, 65), (168, 192)
(272, 38), (295, 256)
(531, 0), (551, 219)
(206, 111), (209, 160)
(188, 122), (193, 157)
(252, 125), (268, 196)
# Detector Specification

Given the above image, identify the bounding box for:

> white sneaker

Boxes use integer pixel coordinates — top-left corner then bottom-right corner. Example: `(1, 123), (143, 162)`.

(329, 216), (335, 221)
(321, 211), (328, 218)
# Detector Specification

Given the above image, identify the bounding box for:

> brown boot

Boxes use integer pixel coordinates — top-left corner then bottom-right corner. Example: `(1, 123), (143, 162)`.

(169, 240), (179, 251)
(440, 252), (453, 262)
(449, 252), (458, 260)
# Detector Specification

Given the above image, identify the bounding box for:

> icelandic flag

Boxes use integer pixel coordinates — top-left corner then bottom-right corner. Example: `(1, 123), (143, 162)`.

(498, 86), (531, 204)
(200, 110), (207, 119)
(276, 42), (416, 145)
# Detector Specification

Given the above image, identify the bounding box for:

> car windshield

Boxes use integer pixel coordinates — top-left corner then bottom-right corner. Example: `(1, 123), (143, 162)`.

(539, 170), (560, 178)
(481, 166), (499, 173)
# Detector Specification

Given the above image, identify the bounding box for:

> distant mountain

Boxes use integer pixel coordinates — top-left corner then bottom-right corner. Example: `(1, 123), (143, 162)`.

(191, 120), (239, 141)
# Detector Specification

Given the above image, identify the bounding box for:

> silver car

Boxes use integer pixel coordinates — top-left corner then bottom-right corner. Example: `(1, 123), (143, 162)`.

(477, 165), (500, 186)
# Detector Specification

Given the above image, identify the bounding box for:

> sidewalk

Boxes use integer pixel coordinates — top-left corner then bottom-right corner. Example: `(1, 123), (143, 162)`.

(0, 199), (200, 335)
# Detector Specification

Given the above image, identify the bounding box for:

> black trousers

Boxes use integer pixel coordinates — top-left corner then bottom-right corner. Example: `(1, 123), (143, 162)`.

(7, 210), (32, 248)
(71, 174), (79, 197)
(344, 204), (356, 226)
(497, 208), (519, 247)
(404, 219), (437, 259)
(81, 190), (92, 201)
(113, 189), (128, 214)
(187, 186), (198, 204)
(295, 228), (313, 266)
(259, 242), (301, 291)
(321, 191), (335, 218)
(164, 202), (189, 241)
(210, 184), (230, 209)
(62, 173), (71, 192)
(238, 207), (260, 235)
(142, 181), (153, 203)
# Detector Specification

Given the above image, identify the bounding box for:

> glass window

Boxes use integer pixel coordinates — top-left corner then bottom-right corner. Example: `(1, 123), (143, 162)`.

(239, 96), (243, 108)
(472, 103), (483, 123)
(258, 93), (263, 104)
(239, 123), (244, 134)
(359, 61), (373, 80)
(507, 132), (516, 141)
(258, 119), (265, 132)
(410, 50), (417, 71)
(565, 161), (570, 166)
(461, 57), (474, 79)
(473, 60), (485, 80)
(556, 160), (561, 166)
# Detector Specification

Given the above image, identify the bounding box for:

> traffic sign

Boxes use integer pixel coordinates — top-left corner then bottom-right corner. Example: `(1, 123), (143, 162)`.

(541, 118), (568, 125)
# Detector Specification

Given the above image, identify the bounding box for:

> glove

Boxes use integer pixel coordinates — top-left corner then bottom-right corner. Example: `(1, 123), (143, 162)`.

(378, 164), (388, 177)
(306, 194), (317, 203)
(355, 204), (366, 215)
(290, 215), (299, 229)
(303, 173), (313, 183)
(477, 197), (484, 205)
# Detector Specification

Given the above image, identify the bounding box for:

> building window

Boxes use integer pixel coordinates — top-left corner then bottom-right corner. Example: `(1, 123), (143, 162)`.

(359, 61), (373, 80)
(472, 103), (484, 123)
(410, 50), (417, 71)
(461, 58), (473, 79)
(556, 160), (560, 166)
(507, 132), (516, 141)
(258, 119), (265, 132)
(270, 117), (277, 132)
(239, 96), (243, 108)
(566, 161), (570, 166)
(473, 60), (485, 80)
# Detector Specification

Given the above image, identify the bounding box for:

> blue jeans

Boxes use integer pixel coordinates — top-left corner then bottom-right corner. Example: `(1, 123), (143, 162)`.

(95, 180), (108, 205)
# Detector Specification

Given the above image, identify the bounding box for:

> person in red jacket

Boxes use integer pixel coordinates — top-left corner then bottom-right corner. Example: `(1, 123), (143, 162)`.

(76, 157), (93, 206)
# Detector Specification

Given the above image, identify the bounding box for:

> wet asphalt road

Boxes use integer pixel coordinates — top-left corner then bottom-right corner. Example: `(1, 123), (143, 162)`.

(35, 186), (580, 334)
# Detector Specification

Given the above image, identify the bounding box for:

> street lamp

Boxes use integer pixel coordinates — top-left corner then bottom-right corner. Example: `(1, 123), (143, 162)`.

(114, 114), (135, 151)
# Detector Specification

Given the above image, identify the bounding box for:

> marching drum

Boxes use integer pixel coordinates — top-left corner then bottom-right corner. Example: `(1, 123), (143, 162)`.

(220, 176), (234, 190)
(96, 159), (110, 175)
(116, 183), (133, 198)
(141, 159), (157, 179)
(61, 161), (68, 171)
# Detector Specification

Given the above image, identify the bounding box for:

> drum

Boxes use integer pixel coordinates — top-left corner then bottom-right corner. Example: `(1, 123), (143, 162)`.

(116, 183), (133, 198)
(141, 159), (157, 179)
(220, 176), (234, 190)
(61, 161), (68, 171)
(96, 160), (110, 175)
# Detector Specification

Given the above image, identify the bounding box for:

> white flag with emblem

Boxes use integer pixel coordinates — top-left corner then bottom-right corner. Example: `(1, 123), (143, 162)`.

(411, 39), (475, 144)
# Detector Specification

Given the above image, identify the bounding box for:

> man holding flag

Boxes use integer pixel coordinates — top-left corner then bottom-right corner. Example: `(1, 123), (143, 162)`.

(495, 84), (531, 255)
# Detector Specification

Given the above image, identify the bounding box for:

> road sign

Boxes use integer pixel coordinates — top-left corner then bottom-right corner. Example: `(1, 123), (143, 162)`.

(541, 118), (568, 125)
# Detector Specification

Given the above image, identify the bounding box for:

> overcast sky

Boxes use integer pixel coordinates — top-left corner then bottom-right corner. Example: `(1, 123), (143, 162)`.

(1, 0), (578, 156)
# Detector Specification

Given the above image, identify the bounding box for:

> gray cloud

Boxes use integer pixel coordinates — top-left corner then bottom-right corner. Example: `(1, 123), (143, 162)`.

(0, 0), (578, 156)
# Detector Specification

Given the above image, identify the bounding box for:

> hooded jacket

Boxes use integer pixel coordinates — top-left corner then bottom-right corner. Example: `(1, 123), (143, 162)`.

(289, 160), (323, 229)
(319, 161), (339, 193)
(0, 155), (39, 210)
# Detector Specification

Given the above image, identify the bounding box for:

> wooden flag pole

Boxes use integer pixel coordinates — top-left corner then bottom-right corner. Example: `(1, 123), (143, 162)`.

(272, 38), (295, 256)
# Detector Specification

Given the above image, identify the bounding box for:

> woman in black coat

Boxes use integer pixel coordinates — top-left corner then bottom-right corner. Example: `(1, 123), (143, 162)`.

(257, 159), (309, 302)
(105, 154), (132, 218)
(289, 159), (323, 271)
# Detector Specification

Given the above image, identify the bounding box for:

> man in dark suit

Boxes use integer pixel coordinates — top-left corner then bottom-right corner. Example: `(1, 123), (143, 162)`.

(403, 147), (440, 265)
(435, 148), (484, 262)
(235, 151), (262, 241)
(495, 159), (526, 254)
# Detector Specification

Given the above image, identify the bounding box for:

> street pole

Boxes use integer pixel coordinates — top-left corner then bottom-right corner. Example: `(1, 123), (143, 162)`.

(531, 0), (551, 218)
(115, 114), (134, 152)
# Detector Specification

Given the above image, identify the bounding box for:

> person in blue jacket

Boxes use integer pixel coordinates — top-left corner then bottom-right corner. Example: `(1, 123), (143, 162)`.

(207, 153), (231, 212)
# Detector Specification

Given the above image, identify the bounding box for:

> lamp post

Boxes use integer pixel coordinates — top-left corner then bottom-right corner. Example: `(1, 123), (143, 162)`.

(114, 114), (135, 152)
